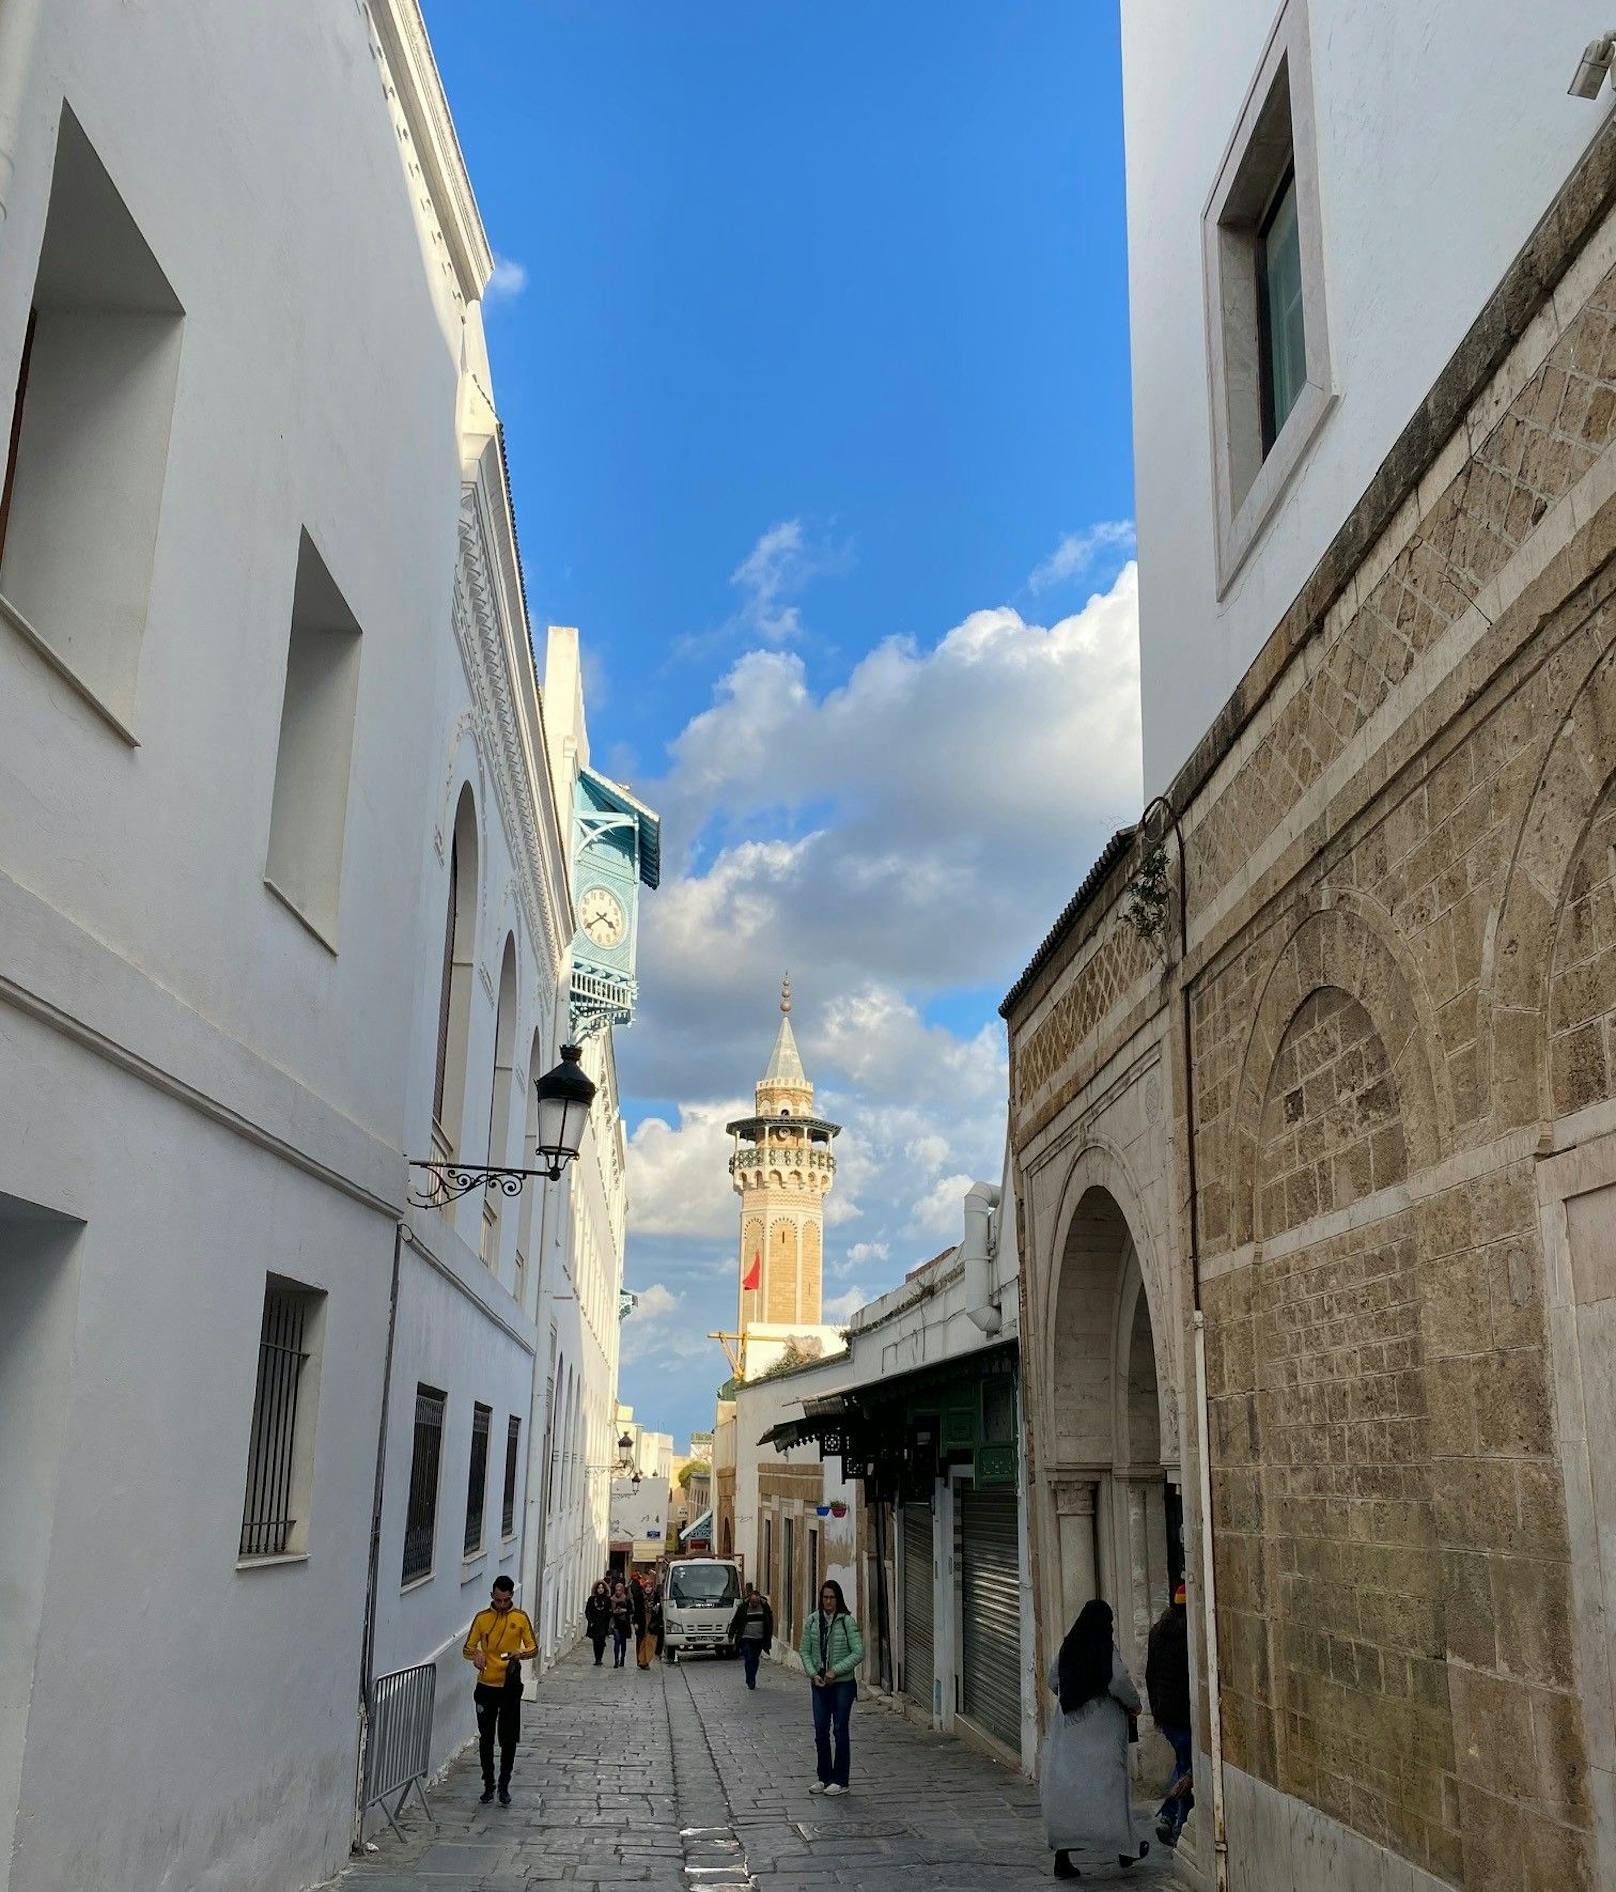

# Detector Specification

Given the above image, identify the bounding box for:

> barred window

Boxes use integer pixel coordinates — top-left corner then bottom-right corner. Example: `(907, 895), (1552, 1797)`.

(239, 1278), (325, 1559)
(502, 1414), (522, 1539)
(402, 1385), (446, 1584)
(465, 1402), (492, 1556)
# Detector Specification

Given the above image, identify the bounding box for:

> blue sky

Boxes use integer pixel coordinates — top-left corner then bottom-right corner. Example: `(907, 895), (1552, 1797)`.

(425, 2), (1139, 1450)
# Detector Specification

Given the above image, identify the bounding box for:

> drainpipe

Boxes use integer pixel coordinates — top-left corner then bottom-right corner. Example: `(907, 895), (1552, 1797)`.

(352, 1220), (405, 1852)
(962, 1182), (1002, 1335)
(0, 0), (45, 235)
(1139, 794), (1228, 1892)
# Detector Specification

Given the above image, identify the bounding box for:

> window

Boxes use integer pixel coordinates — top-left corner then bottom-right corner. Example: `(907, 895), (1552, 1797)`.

(0, 104), (184, 731)
(465, 1401), (492, 1556)
(783, 1516), (796, 1643)
(1256, 167), (1305, 450)
(239, 1278), (326, 1560)
(402, 1385), (446, 1584)
(262, 533), (362, 947)
(1203, 0), (1331, 592)
(764, 1517), (773, 1599)
(502, 1414), (522, 1539)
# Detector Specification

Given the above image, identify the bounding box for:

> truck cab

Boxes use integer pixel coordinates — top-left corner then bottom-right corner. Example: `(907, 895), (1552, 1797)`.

(662, 1557), (743, 1661)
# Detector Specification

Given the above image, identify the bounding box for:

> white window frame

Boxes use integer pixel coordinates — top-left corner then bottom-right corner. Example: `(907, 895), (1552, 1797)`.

(1202, 0), (1333, 595)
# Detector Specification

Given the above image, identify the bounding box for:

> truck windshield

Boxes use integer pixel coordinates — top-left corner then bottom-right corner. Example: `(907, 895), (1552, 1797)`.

(670, 1565), (739, 1606)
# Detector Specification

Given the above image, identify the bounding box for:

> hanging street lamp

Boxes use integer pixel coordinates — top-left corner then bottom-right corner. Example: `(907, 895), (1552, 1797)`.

(408, 1043), (598, 1207)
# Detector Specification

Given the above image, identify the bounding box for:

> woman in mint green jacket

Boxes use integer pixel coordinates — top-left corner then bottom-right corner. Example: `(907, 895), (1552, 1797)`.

(799, 1580), (865, 1794)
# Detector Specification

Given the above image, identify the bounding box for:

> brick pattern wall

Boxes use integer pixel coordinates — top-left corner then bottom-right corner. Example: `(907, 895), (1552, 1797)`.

(1254, 988), (1407, 1240)
(1549, 779), (1616, 1116)
(1185, 260), (1616, 930)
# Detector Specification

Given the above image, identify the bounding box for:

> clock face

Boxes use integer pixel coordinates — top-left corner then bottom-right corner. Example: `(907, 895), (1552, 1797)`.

(579, 885), (627, 951)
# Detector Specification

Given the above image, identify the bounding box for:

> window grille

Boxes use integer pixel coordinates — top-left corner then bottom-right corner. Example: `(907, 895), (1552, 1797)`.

(502, 1414), (521, 1538)
(465, 1402), (492, 1555)
(239, 1284), (311, 1558)
(402, 1386), (446, 1583)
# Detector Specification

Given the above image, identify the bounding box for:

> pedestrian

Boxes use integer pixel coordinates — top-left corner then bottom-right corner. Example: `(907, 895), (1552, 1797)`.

(652, 1578), (667, 1659)
(634, 1575), (657, 1670)
(799, 1578), (863, 1796)
(585, 1581), (613, 1667)
(461, 1575), (537, 1807)
(1146, 1581), (1193, 1847)
(1041, 1598), (1149, 1878)
(610, 1581), (633, 1668)
(728, 1581), (774, 1688)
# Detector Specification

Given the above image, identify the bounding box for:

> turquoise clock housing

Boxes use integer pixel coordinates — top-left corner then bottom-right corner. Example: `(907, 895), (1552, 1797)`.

(569, 766), (660, 1039)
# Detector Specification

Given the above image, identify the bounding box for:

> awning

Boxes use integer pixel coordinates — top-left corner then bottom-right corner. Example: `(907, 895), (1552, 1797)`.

(758, 1396), (854, 1453)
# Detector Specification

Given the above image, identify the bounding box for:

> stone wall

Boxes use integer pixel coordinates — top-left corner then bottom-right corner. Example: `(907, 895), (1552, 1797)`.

(1008, 126), (1616, 1892)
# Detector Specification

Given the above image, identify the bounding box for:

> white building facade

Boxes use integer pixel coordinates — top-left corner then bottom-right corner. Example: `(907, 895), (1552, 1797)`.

(0, 6), (625, 1889)
(733, 1170), (1036, 1771)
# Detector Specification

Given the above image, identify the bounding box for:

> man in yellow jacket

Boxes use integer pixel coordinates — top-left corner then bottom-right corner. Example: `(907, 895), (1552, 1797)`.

(462, 1576), (538, 1805)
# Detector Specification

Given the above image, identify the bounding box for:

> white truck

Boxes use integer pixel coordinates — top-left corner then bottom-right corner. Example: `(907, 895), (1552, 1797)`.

(661, 1557), (743, 1662)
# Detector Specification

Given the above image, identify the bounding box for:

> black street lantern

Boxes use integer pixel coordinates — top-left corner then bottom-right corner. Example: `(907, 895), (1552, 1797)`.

(408, 1044), (598, 1206)
(616, 1431), (642, 1490)
(533, 1044), (598, 1179)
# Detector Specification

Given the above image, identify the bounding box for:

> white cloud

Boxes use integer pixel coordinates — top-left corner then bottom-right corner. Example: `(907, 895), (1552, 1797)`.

(1029, 519), (1135, 594)
(730, 520), (811, 643)
(824, 1287), (869, 1321)
(486, 253), (528, 302)
(615, 540), (1141, 1443)
(634, 1282), (679, 1320)
(626, 1100), (746, 1239)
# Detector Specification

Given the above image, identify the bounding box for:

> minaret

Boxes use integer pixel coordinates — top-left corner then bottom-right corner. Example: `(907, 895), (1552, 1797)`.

(727, 975), (840, 1336)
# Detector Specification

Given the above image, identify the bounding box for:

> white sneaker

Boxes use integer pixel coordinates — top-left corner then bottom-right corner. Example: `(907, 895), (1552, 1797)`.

(822, 1784), (848, 1796)
(809, 1783), (828, 1795)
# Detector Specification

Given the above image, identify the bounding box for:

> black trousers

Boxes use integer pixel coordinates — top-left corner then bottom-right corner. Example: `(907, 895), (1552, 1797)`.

(474, 1682), (520, 1787)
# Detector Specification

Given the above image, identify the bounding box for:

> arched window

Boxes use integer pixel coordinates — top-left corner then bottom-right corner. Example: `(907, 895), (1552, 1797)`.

(482, 935), (519, 1274)
(432, 786), (479, 1158)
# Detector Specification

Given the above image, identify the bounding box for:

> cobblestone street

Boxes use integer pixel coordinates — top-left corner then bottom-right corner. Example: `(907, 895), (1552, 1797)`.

(330, 1645), (1191, 1892)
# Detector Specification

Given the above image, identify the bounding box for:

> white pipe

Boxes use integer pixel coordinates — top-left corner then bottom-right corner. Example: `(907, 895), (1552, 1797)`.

(1193, 1309), (1229, 1892)
(962, 1181), (1002, 1334)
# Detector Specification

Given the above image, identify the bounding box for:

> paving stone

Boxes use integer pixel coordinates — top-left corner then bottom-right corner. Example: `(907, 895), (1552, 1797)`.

(328, 1644), (1191, 1892)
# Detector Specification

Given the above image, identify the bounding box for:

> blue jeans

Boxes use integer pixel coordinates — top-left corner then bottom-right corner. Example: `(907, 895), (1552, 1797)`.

(612, 1627), (628, 1666)
(1157, 1724), (1193, 1835)
(811, 1678), (856, 1786)
(741, 1642), (762, 1688)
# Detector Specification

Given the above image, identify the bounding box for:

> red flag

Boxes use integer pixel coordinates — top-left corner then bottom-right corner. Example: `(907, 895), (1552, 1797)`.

(742, 1252), (760, 1292)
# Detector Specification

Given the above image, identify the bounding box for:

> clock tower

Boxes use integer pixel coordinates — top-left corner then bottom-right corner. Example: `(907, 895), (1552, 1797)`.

(726, 977), (840, 1334)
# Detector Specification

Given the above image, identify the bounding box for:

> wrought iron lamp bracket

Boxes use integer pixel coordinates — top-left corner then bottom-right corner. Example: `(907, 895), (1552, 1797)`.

(406, 1159), (566, 1209)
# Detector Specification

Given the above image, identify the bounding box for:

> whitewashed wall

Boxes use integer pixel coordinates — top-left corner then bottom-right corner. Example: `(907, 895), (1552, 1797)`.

(1124, 0), (1616, 791)
(0, 5), (574, 1889)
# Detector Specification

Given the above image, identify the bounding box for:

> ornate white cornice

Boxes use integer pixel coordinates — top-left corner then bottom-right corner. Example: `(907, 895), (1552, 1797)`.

(366, 0), (494, 306)
(453, 475), (569, 991)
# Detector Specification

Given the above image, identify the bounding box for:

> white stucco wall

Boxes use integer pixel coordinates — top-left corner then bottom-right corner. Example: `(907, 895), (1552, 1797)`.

(0, 6), (577, 1890)
(1123, 0), (1616, 791)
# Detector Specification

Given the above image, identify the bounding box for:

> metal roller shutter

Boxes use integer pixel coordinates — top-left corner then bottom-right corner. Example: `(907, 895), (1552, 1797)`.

(961, 1484), (1021, 1751)
(901, 1502), (934, 1713)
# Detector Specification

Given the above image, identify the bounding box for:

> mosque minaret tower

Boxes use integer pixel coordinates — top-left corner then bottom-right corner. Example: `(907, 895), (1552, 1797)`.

(726, 976), (840, 1336)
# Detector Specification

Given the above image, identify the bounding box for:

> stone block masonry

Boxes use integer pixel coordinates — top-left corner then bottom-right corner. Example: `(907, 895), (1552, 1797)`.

(1007, 109), (1616, 1892)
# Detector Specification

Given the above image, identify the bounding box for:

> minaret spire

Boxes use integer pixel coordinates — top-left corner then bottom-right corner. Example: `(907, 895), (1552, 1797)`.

(726, 978), (841, 1347)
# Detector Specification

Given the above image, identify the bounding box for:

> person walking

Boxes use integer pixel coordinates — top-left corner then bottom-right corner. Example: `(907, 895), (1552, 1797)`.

(650, 1578), (667, 1660)
(1146, 1582), (1193, 1847)
(461, 1575), (537, 1807)
(610, 1581), (633, 1668)
(633, 1576), (656, 1670)
(799, 1579), (863, 1795)
(729, 1582), (774, 1688)
(1041, 1598), (1149, 1878)
(585, 1581), (613, 1668)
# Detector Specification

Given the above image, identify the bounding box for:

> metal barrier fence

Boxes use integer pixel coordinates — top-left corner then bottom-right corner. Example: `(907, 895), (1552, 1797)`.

(364, 1661), (437, 1840)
